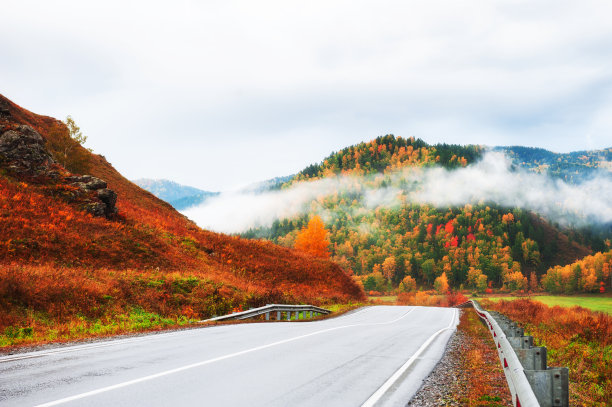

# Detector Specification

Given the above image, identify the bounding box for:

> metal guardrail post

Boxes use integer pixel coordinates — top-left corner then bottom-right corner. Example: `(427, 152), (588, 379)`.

(524, 368), (569, 407)
(202, 304), (331, 323)
(515, 347), (547, 370)
(469, 300), (569, 407)
(508, 336), (534, 349)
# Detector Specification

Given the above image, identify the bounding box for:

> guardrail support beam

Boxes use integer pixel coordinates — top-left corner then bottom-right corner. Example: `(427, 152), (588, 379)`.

(508, 336), (534, 349)
(523, 367), (569, 407)
(515, 347), (547, 370)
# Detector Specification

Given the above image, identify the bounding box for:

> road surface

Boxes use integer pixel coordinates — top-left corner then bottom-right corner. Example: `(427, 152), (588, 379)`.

(0, 306), (458, 407)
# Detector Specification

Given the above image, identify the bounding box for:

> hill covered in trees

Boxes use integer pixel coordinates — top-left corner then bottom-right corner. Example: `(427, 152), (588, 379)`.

(0, 94), (364, 346)
(495, 145), (612, 183)
(244, 135), (609, 294)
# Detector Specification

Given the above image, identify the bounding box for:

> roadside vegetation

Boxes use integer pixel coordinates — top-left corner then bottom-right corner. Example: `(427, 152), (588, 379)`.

(481, 295), (611, 314)
(483, 298), (611, 406)
(0, 96), (365, 348)
(454, 308), (512, 406)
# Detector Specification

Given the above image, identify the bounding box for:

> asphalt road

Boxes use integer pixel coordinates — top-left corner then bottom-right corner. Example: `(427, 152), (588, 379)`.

(0, 306), (458, 407)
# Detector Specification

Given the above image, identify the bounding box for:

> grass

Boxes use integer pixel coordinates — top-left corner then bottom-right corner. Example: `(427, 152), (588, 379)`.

(479, 295), (612, 314)
(367, 295), (398, 303)
(0, 308), (196, 348)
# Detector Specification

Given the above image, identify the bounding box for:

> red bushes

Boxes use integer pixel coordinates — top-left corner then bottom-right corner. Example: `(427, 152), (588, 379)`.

(397, 290), (468, 307)
(484, 299), (611, 406)
(0, 94), (367, 346)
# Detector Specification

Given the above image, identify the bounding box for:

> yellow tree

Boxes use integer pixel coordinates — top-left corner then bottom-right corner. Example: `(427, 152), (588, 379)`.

(434, 272), (449, 294)
(382, 256), (397, 280)
(294, 215), (331, 258)
(46, 116), (91, 174)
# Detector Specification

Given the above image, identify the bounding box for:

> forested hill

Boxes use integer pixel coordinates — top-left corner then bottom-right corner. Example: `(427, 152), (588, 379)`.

(244, 134), (605, 294)
(495, 145), (612, 183)
(295, 134), (483, 180)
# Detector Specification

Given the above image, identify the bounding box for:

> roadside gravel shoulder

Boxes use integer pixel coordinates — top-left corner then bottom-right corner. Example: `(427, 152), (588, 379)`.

(408, 308), (512, 407)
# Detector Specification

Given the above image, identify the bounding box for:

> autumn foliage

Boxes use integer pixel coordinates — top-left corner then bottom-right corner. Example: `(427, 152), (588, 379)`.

(542, 250), (612, 293)
(484, 299), (611, 406)
(0, 94), (365, 346)
(396, 290), (468, 307)
(294, 215), (331, 258)
(247, 134), (596, 294)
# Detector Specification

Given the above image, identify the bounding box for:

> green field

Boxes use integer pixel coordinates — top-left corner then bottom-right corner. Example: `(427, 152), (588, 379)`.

(367, 295), (399, 303)
(481, 295), (612, 314)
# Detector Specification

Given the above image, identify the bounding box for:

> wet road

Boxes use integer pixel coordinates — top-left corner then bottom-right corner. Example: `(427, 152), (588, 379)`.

(0, 306), (458, 407)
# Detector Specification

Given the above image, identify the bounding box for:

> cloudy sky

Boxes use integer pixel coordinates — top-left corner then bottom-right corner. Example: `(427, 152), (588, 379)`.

(2, 0), (612, 191)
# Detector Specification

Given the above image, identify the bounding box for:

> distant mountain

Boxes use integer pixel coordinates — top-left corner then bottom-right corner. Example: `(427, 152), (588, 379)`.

(133, 178), (219, 210)
(240, 175), (295, 193)
(494, 146), (612, 183)
(134, 176), (296, 210)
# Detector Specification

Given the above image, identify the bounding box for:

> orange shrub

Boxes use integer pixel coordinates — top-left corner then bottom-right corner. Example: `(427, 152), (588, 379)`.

(483, 299), (611, 406)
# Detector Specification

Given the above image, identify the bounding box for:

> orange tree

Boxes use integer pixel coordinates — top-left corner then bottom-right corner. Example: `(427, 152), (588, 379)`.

(294, 216), (331, 259)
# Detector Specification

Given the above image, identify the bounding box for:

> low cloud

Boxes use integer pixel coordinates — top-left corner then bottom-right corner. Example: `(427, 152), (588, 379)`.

(410, 152), (612, 226)
(183, 152), (612, 233)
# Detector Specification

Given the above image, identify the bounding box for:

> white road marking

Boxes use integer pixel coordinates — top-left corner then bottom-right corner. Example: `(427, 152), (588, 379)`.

(0, 335), (174, 363)
(360, 308), (459, 407)
(2, 306), (374, 363)
(33, 307), (416, 407)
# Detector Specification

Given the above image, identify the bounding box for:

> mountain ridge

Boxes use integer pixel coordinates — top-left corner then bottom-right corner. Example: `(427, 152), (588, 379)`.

(243, 134), (605, 293)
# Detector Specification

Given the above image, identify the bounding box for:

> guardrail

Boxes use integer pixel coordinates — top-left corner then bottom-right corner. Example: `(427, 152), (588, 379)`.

(201, 304), (331, 323)
(469, 300), (568, 407)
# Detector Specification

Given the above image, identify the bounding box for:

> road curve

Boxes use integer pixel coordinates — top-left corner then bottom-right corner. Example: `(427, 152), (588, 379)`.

(0, 306), (458, 407)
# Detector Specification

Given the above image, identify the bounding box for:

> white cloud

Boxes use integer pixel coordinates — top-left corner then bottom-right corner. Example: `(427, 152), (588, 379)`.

(183, 152), (612, 233)
(1, 1), (612, 189)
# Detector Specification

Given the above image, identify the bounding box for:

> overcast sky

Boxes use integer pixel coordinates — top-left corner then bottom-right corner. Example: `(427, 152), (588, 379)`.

(2, 1), (612, 191)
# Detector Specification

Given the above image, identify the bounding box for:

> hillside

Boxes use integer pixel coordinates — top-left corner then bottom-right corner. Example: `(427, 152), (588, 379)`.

(0, 94), (364, 346)
(495, 145), (612, 183)
(244, 135), (602, 293)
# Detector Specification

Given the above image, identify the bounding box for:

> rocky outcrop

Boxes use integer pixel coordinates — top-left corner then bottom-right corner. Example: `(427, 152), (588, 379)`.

(66, 175), (118, 217)
(0, 124), (58, 178)
(0, 124), (118, 219)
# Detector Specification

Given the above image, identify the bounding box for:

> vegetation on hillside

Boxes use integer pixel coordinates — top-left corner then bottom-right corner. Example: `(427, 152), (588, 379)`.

(244, 135), (605, 294)
(497, 145), (612, 184)
(484, 299), (611, 406)
(295, 134), (482, 180)
(542, 250), (612, 294)
(0, 94), (364, 346)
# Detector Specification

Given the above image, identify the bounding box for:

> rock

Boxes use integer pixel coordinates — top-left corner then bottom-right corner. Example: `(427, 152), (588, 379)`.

(84, 202), (107, 217)
(0, 101), (10, 117)
(97, 188), (118, 217)
(0, 123), (117, 219)
(0, 125), (55, 176)
(66, 175), (107, 190)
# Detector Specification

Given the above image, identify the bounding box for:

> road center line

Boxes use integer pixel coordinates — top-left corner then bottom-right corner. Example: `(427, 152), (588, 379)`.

(360, 308), (459, 407)
(34, 307), (415, 407)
